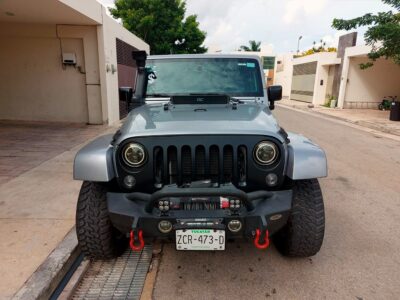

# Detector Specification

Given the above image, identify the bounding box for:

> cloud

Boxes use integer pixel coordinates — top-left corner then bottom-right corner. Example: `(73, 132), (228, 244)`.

(98, 0), (392, 54)
(283, 0), (328, 24)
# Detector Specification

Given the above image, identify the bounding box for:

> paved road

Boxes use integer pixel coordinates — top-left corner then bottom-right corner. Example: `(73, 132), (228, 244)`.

(152, 106), (400, 300)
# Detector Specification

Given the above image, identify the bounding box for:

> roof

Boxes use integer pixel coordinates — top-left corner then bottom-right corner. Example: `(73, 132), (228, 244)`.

(0, 0), (102, 25)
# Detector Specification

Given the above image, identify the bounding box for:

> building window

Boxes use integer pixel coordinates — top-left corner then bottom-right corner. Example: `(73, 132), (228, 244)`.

(262, 56), (275, 70)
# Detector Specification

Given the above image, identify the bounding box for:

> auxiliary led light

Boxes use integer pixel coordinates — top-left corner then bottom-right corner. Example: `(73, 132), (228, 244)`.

(158, 200), (170, 211)
(158, 220), (173, 233)
(227, 220), (242, 233)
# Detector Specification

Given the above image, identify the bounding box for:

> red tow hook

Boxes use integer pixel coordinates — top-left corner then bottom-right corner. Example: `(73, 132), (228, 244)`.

(254, 229), (270, 250)
(130, 229), (145, 251)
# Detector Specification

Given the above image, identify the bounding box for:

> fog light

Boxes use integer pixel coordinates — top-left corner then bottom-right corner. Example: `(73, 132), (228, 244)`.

(158, 220), (173, 233)
(227, 220), (242, 233)
(124, 175), (136, 188)
(158, 200), (170, 212)
(266, 173), (278, 186)
(229, 199), (241, 209)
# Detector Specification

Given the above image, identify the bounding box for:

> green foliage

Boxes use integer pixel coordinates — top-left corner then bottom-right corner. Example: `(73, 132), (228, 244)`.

(296, 44), (337, 58)
(322, 95), (337, 108)
(332, 0), (400, 68)
(239, 40), (261, 52)
(110, 0), (207, 55)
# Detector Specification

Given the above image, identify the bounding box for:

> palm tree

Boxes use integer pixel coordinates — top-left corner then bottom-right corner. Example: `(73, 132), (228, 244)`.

(239, 40), (261, 52)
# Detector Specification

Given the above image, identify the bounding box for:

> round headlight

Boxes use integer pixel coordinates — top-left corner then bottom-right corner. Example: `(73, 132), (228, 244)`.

(123, 143), (146, 167)
(254, 141), (278, 165)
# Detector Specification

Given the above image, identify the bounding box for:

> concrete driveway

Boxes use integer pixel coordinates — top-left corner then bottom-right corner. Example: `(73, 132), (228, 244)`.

(152, 106), (400, 300)
(0, 120), (108, 299)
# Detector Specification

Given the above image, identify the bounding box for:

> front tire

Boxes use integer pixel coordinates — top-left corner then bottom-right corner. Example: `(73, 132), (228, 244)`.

(76, 181), (126, 259)
(274, 179), (325, 257)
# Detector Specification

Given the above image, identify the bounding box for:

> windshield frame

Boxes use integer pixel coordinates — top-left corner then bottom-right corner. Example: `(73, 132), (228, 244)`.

(144, 56), (265, 99)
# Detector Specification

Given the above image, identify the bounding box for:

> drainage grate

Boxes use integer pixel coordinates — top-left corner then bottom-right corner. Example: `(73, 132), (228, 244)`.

(72, 245), (152, 300)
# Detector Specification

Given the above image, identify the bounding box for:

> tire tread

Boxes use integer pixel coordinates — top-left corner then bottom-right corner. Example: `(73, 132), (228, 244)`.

(76, 181), (124, 259)
(274, 179), (325, 257)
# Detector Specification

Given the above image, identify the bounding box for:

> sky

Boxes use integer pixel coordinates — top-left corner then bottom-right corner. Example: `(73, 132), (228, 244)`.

(98, 0), (392, 54)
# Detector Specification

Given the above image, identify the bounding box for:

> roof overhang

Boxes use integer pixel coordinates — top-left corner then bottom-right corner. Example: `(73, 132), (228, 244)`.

(0, 0), (102, 25)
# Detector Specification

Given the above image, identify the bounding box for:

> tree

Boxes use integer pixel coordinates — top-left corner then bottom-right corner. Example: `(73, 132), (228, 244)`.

(296, 46), (337, 58)
(332, 0), (400, 68)
(239, 40), (261, 52)
(295, 40), (337, 57)
(110, 0), (207, 55)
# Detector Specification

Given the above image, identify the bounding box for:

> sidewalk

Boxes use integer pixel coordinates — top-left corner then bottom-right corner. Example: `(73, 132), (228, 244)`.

(277, 99), (400, 137)
(0, 121), (114, 299)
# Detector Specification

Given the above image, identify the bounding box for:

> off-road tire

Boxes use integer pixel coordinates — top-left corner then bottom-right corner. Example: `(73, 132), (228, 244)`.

(274, 179), (325, 257)
(76, 181), (126, 259)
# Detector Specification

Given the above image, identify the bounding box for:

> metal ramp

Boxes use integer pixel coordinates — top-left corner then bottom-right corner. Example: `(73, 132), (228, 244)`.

(71, 245), (152, 300)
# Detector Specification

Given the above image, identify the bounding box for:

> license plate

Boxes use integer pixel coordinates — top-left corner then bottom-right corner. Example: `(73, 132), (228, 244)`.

(176, 229), (225, 251)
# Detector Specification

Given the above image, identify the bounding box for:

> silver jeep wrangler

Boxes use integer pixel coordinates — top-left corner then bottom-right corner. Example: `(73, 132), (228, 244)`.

(74, 52), (327, 258)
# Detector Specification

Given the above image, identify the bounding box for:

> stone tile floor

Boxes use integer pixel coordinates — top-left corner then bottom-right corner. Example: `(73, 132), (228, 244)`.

(0, 121), (107, 186)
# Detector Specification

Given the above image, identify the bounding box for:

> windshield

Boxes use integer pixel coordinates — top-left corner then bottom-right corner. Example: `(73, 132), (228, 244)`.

(145, 57), (264, 98)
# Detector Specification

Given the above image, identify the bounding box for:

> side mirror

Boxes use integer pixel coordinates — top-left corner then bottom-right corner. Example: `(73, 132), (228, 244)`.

(267, 85), (282, 110)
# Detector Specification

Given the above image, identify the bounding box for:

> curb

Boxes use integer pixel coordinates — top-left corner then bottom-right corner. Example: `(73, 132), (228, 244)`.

(12, 227), (79, 300)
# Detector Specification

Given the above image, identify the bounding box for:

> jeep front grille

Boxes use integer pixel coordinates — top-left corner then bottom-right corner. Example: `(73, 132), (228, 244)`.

(153, 145), (247, 187)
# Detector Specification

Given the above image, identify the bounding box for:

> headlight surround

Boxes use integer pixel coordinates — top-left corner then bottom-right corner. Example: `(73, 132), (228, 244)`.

(122, 143), (146, 167)
(253, 141), (279, 165)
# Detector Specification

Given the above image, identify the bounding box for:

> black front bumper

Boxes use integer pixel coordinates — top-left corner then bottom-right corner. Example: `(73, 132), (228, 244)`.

(107, 184), (292, 240)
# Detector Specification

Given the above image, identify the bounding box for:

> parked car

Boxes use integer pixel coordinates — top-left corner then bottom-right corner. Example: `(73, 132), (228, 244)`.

(74, 53), (327, 258)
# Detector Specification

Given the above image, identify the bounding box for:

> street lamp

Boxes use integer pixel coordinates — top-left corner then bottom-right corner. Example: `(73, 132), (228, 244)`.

(297, 36), (303, 54)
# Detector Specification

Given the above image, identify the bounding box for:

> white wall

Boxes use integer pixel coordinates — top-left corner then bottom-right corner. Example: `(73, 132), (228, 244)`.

(274, 54), (293, 98)
(0, 23), (89, 123)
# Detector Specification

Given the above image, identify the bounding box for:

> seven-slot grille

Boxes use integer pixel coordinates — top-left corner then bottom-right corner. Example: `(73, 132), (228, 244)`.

(153, 145), (247, 187)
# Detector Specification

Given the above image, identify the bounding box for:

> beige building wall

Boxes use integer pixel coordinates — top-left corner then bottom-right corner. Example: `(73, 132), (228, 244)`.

(343, 57), (400, 108)
(57, 25), (103, 124)
(97, 6), (149, 124)
(0, 23), (89, 123)
(326, 65), (336, 99)
(0, 2), (149, 125)
(338, 45), (400, 109)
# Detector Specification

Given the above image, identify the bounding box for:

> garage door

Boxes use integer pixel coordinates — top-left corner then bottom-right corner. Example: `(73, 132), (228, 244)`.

(291, 62), (317, 103)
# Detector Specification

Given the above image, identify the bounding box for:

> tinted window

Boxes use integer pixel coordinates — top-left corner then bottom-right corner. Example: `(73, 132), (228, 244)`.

(146, 58), (264, 97)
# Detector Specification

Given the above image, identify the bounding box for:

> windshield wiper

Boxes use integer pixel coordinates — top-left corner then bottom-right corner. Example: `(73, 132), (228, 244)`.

(189, 93), (228, 96)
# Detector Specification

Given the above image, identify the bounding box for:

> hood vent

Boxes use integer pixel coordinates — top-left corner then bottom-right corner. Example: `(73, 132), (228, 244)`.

(171, 95), (229, 105)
